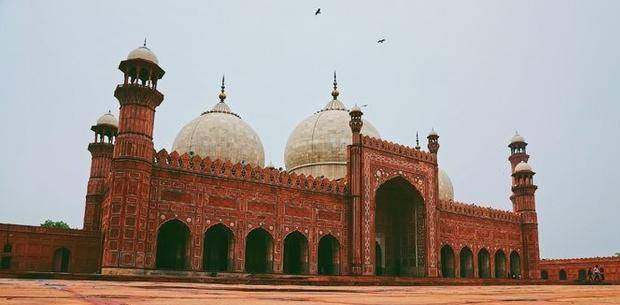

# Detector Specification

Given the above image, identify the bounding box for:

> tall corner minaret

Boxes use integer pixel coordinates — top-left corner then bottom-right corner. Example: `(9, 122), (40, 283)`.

(102, 42), (165, 273)
(509, 133), (540, 280)
(83, 112), (118, 231)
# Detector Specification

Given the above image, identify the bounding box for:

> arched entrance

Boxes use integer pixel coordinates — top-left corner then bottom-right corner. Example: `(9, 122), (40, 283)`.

(53, 247), (70, 272)
(494, 250), (506, 278)
(459, 247), (474, 278)
(541, 270), (549, 279)
(1, 244), (12, 270)
(578, 269), (587, 281)
(244, 228), (273, 273)
(440, 245), (455, 278)
(374, 177), (425, 277)
(317, 235), (340, 275)
(559, 269), (567, 280)
(283, 231), (308, 274)
(203, 224), (234, 272)
(478, 248), (491, 278)
(155, 219), (190, 270)
(509, 251), (521, 278)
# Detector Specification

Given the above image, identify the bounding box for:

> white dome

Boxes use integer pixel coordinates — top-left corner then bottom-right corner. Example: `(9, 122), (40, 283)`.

(284, 98), (380, 180)
(438, 168), (454, 201)
(172, 101), (265, 167)
(96, 111), (118, 128)
(514, 161), (532, 173)
(127, 46), (159, 64)
(510, 132), (525, 144)
(429, 128), (438, 137)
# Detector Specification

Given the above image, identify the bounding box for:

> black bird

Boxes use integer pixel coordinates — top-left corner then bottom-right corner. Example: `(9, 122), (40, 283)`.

(315, 8), (321, 15)
(377, 39), (386, 43)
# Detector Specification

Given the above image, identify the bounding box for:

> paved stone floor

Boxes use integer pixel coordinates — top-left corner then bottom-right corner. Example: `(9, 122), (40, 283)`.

(1, 279), (620, 305)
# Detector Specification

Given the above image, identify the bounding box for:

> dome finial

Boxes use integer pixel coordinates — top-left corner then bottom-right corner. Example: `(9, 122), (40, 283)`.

(143, 38), (147, 47)
(219, 74), (227, 102)
(331, 70), (339, 99)
(415, 131), (421, 150)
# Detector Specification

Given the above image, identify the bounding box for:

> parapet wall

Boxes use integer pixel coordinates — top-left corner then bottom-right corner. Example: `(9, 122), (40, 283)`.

(361, 136), (436, 163)
(438, 200), (520, 223)
(154, 149), (347, 194)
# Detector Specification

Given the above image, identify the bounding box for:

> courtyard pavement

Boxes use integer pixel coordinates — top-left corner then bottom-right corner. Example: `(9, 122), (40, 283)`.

(0, 279), (619, 305)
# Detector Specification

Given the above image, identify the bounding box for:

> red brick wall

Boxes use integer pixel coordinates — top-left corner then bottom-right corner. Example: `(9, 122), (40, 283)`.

(0, 223), (100, 273)
(438, 201), (523, 278)
(539, 257), (620, 282)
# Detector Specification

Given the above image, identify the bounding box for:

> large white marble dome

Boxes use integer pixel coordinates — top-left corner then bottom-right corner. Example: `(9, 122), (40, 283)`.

(284, 84), (380, 180)
(172, 89), (265, 167)
(438, 168), (455, 201)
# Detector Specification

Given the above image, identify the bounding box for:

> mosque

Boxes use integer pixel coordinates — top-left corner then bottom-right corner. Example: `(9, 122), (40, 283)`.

(0, 44), (618, 282)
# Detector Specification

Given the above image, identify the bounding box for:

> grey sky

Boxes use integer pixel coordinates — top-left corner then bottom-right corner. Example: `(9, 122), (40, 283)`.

(0, 1), (618, 259)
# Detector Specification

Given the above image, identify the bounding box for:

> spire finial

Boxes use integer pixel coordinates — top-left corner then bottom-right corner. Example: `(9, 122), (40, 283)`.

(143, 38), (147, 47)
(218, 74), (227, 102)
(415, 131), (421, 150)
(331, 70), (339, 99)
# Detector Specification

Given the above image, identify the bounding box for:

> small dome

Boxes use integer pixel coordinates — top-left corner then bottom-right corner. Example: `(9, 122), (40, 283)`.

(350, 104), (361, 112)
(438, 168), (454, 201)
(285, 99), (380, 180)
(514, 161), (532, 172)
(429, 128), (438, 137)
(96, 111), (118, 128)
(510, 132), (525, 144)
(127, 46), (159, 65)
(172, 100), (265, 167)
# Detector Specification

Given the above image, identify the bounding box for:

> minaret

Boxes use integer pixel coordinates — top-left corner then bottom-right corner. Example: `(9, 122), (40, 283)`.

(427, 128), (440, 153)
(348, 103), (363, 275)
(83, 112), (118, 231)
(510, 157), (540, 278)
(101, 43), (165, 273)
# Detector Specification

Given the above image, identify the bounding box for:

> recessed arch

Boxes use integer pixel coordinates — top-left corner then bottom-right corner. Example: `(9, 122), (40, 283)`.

(559, 269), (567, 280)
(541, 270), (549, 280)
(155, 219), (190, 270)
(244, 227), (274, 273)
(440, 245), (455, 278)
(203, 223), (234, 272)
(1, 244), (11, 270)
(52, 247), (71, 272)
(509, 251), (521, 278)
(283, 231), (309, 274)
(374, 176), (425, 277)
(494, 250), (506, 278)
(459, 247), (474, 278)
(478, 248), (491, 278)
(317, 234), (340, 275)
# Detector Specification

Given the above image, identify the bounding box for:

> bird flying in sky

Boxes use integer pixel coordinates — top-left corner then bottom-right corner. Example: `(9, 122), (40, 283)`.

(315, 8), (321, 15)
(377, 39), (386, 43)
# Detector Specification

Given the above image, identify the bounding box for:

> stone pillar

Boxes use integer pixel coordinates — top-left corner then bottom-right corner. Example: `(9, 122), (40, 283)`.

(348, 105), (363, 275)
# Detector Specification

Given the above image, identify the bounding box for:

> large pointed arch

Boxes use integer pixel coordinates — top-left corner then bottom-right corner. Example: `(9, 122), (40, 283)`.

(283, 231), (309, 274)
(509, 251), (521, 278)
(440, 245), (455, 278)
(52, 247), (71, 272)
(374, 176), (425, 277)
(155, 219), (190, 270)
(244, 227), (274, 273)
(459, 247), (474, 278)
(494, 249), (506, 278)
(203, 223), (234, 272)
(477, 248), (491, 278)
(317, 234), (340, 275)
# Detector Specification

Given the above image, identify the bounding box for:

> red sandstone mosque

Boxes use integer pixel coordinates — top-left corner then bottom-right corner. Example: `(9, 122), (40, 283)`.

(1, 44), (618, 282)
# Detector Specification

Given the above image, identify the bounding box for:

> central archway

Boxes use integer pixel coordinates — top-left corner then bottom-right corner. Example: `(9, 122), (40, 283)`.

(283, 231), (308, 274)
(374, 176), (425, 277)
(203, 224), (234, 272)
(244, 228), (273, 273)
(155, 219), (190, 270)
(317, 235), (340, 275)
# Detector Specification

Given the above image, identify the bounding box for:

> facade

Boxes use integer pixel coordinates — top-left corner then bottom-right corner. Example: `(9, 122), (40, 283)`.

(1, 45), (619, 282)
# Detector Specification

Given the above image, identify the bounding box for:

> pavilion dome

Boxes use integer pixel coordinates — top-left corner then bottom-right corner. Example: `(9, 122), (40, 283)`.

(510, 132), (525, 144)
(438, 168), (454, 201)
(127, 45), (159, 65)
(171, 86), (265, 167)
(96, 111), (118, 128)
(284, 79), (380, 180)
(514, 161), (533, 173)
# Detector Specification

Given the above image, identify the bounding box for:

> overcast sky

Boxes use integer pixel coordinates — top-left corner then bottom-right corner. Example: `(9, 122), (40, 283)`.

(1, 1), (618, 259)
